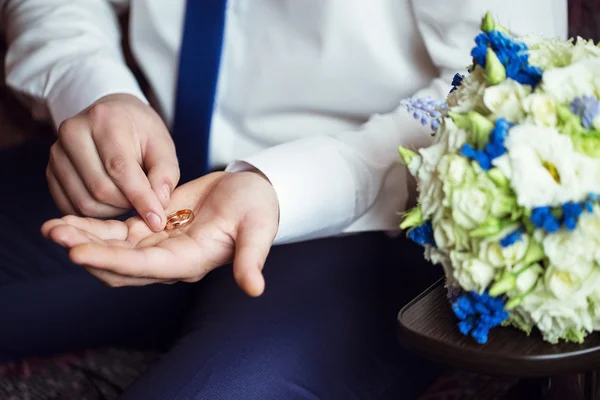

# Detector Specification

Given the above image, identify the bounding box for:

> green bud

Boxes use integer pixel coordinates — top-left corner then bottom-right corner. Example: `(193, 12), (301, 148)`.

(448, 111), (470, 130)
(470, 217), (501, 238)
(505, 296), (524, 310)
(562, 328), (586, 344)
(400, 207), (423, 230)
(485, 48), (506, 85)
(489, 273), (517, 296)
(487, 168), (510, 188)
(522, 240), (545, 266)
(480, 12), (496, 33)
(468, 111), (495, 149)
(491, 194), (518, 218)
(398, 146), (417, 165)
(480, 11), (510, 34)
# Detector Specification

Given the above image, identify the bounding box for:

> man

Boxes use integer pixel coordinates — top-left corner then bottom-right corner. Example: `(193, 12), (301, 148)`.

(0, 1), (566, 398)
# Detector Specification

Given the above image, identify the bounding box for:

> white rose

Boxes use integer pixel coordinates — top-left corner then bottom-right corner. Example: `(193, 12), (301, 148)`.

(483, 79), (531, 123)
(451, 251), (495, 293)
(424, 246), (454, 284)
(418, 178), (444, 219)
(518, 281), (591, 344)
(544, 263), (594, 300)
(543, 226), (597, 271)
(541, 57), (600, 103)
(434, 118), (468, 152)
(522, 93), (557, 127)
(437, 154), (474, 189)
(575, 208), (600, 264)
(450, 186), (491, 230)
(478, 233), (530, 269)
(432, 212), (470, 251)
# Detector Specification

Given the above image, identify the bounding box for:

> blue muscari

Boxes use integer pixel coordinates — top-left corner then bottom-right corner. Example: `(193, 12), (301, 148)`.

(460, 118), (513, 171)
(570, 96), (600, 130)
(500, 229), (523, 248)
(408, 221), (436, 247)
(402, 97), (447, 131)
(452, 291), (509, 344)
(471, 30), (542, 88)
(530, 194), (599, 233)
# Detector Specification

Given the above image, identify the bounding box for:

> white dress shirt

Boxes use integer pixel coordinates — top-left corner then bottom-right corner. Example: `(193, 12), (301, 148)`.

(1, 0), (567, 244)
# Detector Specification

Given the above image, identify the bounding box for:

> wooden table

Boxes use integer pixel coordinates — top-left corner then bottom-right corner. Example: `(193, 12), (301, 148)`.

(397, 279), (600, 399)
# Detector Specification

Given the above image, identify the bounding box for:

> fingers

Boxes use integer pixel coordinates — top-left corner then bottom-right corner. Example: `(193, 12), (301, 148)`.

(232, 209), (278, 297)
(92, 113), (167, 232)
(83, 267), (163, 287)
(46, 165), (77, 216)
(57, 118), (131, 211)
(69, 243), (174, 278)
(145, 137), (180, 209)
(42, 215), (129, 241)
(48, 142), (129, 217)
(67, 234), (209, 281)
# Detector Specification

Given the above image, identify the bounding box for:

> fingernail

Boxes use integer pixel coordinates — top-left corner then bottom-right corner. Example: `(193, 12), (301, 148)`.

(162, 184), (171, 202)
(147, 212), (162, 230)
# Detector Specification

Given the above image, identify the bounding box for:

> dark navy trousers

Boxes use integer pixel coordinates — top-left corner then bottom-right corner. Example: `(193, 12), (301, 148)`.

(0, 138), (442, 399)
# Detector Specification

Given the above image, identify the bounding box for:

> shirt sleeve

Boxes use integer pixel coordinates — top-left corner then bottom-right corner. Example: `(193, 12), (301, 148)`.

(226, 0), (568, 245)
(1, 0), (147, 128)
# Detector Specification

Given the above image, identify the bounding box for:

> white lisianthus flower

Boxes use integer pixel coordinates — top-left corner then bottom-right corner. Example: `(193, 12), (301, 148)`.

(540, 57), (600, 103)
(483, 79), (531, 123)
(450, 251), (495, 293)
(446, 67), (489, 113)
(522, 93), (558, 127)
(496, 123), (600, 208)
(478, 231), (530, 269)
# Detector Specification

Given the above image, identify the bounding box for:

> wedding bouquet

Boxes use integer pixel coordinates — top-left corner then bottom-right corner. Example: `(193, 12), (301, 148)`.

(399, 12), (600, 344)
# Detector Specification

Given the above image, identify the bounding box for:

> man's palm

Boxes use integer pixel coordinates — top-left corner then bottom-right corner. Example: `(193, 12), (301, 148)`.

(41, 171), (280, 297)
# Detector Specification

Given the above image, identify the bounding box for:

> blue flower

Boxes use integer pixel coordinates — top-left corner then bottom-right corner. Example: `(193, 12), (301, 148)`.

(530, 201), (594, 233)
(450, 73), (465, 93)
(562, 202), (584, 231)
(461, 144), (493, 170)
(470, 30), (541, 87)
(452, 291), (509, 344)
(401, 97), (447, 131)
(408, 221), (436, 247)
(530, 206), (560, 233)
(500, 229), (523, 247)
(570, 96), (600, 130)
(461, 118), (513, 170)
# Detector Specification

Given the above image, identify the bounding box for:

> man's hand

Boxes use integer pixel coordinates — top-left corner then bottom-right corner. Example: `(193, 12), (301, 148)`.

(41, 171), (280, 297)
(47, 93), (179, 231)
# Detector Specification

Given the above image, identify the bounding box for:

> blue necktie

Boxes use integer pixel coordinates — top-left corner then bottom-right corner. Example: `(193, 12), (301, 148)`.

(172, 1), (228, 184)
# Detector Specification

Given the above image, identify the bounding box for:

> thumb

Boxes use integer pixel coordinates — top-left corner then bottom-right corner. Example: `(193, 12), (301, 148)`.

(232, 208), (278, 297)
(145, 138), (181, 208)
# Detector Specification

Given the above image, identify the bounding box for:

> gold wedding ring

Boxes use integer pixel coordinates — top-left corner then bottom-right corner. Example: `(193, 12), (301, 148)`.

(165, 209), (195, 230)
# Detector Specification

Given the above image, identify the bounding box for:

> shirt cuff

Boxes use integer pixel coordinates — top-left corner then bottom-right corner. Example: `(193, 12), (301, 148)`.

(226, 136), (358, 244)
(46, 57), (148, 128)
